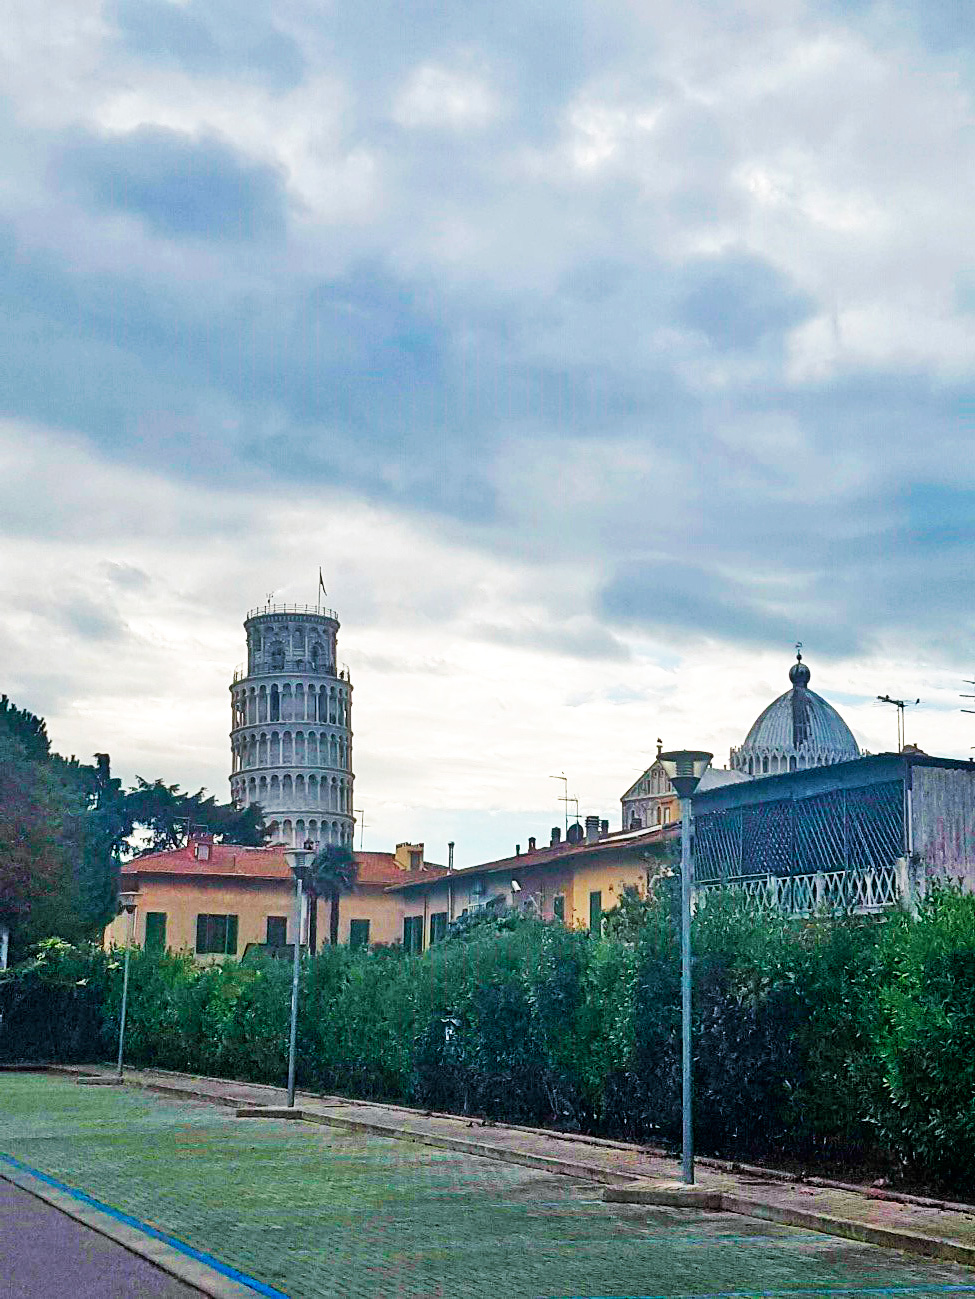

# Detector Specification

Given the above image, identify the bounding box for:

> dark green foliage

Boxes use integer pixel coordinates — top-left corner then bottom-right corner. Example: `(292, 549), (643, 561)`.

(125, 777), (268, 853)
(0, 730), (122, 959)
(7, 886), (975, 1192)
(0, 938), (114, 1061)
(0, 694), (51, 761)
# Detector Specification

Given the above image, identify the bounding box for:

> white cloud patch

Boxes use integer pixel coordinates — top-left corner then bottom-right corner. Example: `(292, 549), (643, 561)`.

(392, 62), (498, 130)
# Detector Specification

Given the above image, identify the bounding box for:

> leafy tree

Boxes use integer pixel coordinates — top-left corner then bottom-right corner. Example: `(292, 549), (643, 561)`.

(306, 843), (358, 950)
(0, 694), (51, 762)
(125, 778), (268, 854)
(0, 732), (120, 959)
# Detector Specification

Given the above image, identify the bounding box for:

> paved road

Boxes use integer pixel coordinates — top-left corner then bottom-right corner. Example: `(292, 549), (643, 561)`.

(0, 1180), (200, 1299)
(6, 1073), (975, 1298)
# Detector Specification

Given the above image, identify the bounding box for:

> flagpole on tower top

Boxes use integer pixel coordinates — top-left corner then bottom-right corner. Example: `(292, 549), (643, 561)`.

(318, 567), (327, 613)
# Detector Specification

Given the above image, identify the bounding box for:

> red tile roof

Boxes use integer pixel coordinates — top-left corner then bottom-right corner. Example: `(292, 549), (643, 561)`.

(121, 842), (450, 887)
(386, 825), (677, 892)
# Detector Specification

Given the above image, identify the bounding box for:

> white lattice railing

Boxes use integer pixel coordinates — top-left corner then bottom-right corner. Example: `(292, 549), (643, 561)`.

(695, 863), (903, 916)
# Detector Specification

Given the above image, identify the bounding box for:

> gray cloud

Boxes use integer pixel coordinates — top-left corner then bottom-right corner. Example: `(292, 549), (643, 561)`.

(56, 126), (287, 241)
(52, 596), (128, 643)
(674, 253), (815, 351)
(113, 0), (306, 93)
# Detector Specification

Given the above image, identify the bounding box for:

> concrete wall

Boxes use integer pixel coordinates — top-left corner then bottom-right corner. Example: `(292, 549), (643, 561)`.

(911, 764), (975, 889)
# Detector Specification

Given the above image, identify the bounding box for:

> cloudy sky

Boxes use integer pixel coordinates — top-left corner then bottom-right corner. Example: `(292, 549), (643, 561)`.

(2, 0), (973, 866)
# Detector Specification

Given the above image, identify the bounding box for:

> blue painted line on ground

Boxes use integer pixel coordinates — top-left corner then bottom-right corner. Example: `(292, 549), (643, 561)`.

(0, 1151), (289, 1298)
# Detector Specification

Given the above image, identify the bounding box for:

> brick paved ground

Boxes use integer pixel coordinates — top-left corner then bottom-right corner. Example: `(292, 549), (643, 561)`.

(5, 1073), (975, 1298)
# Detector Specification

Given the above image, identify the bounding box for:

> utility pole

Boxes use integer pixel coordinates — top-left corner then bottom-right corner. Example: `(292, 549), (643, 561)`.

(877, 694), (919, 752)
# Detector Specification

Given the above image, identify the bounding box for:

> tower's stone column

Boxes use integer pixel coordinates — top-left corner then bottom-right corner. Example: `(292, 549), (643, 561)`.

(230, 603), (354, 848)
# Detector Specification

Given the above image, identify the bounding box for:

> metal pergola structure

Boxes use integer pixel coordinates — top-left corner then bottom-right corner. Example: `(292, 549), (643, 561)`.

(691, 757), (909, 915)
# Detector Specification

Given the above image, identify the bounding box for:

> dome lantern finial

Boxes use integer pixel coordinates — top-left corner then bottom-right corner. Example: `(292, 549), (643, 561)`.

(789, 643), (811, 688)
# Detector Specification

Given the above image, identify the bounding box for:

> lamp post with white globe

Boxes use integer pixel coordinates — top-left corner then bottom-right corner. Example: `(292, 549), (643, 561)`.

(657, 749), (712, 1185)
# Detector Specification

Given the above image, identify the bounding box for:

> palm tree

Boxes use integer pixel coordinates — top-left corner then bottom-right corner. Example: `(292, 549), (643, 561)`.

(306, 843), (358, 950)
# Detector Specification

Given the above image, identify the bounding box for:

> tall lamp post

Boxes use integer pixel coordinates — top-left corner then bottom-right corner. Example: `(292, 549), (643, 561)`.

(116, 892), (138, 1082)
(657, 749), (712, 1185)
(283, 844), (313, 1108)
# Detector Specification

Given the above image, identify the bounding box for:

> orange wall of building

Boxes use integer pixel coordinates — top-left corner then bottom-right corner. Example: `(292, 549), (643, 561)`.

(105, 875), (297, 961)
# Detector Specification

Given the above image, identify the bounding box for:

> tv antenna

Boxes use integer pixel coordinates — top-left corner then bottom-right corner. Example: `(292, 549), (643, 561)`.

(353, 808), (366, 849)
(877, 694), (919, 752)
(549, 772), (569, 834)
(960, 679), (975, 717)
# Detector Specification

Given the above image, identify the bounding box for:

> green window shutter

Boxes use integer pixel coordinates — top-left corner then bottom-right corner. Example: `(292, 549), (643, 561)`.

(196, 915), (207, 953)
(589, 891), (602, 935)
(227, 915), (239, 955)
(145, 913), (166, 954)
(403, 917), (411, 950)
(266, 916), (287, 947)
(430, 912), (447, 944)
(349, 919), (369, 949)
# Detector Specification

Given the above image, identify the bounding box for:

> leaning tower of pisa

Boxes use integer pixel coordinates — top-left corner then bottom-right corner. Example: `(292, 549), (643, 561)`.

(230, 602), (354, 848)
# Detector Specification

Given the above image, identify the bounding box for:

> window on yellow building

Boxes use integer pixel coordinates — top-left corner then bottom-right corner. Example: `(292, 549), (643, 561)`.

(145, 912), (166, 954)
(429, 912), (448, 944)
(589, 891), (602, 936)
(196, 914), (238, 955)
(266, 916), (287, 947)
(403, 915), (423, 953)
(349, 919), (370, 948)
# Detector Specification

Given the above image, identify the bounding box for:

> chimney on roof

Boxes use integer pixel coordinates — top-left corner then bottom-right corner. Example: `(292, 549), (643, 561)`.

(550, 826), (561, 847)
(395, 842), (425, 871)
(515, 844), (521, 855)
(448, 841), (455, 872)
(600, 819), (609, 837)
(528, 836), (536, 852)
(585, 815), (600, 843)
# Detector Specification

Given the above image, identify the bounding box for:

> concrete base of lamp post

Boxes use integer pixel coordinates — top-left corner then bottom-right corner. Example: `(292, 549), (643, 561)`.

(604, 1181), (723, 1210)
(234, 1106), (306, 1120)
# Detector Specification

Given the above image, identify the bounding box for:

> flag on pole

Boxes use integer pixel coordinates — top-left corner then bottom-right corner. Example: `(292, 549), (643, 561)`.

(318, 567), (327, 604)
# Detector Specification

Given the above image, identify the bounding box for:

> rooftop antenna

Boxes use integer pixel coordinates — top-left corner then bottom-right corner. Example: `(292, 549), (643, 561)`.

(266, 590), (275, 608)
(960, 679), (975, 717)
(549, 772), (569, 834)
(353, 807), (366, 849)
(877, 694), (919, 752)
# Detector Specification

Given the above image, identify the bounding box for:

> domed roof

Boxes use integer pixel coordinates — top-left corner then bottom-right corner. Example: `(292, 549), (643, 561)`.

(730, 652), (859, 777)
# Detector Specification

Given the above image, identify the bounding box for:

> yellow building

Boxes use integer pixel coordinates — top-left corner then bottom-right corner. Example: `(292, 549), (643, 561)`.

(387, 821), (677, 951)
(104, 834), (447, 959)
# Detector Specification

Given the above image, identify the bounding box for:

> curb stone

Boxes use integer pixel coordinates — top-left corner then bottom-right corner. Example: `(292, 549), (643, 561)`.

(603, 1182), (975, 1267)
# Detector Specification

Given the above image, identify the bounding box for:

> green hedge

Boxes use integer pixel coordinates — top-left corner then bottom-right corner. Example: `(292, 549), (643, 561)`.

(3, 886), (974, 1191)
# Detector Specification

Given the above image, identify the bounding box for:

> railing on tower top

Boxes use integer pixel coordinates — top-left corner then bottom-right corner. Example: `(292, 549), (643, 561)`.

(246, 603), (339, 621)
(232, 662), (351, 683)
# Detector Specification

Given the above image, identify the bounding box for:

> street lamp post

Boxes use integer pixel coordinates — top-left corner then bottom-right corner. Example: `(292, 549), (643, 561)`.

(657, 750), (712, 1185)
(116, 892), (138, 1082)
(283, 844), (314, 1108)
